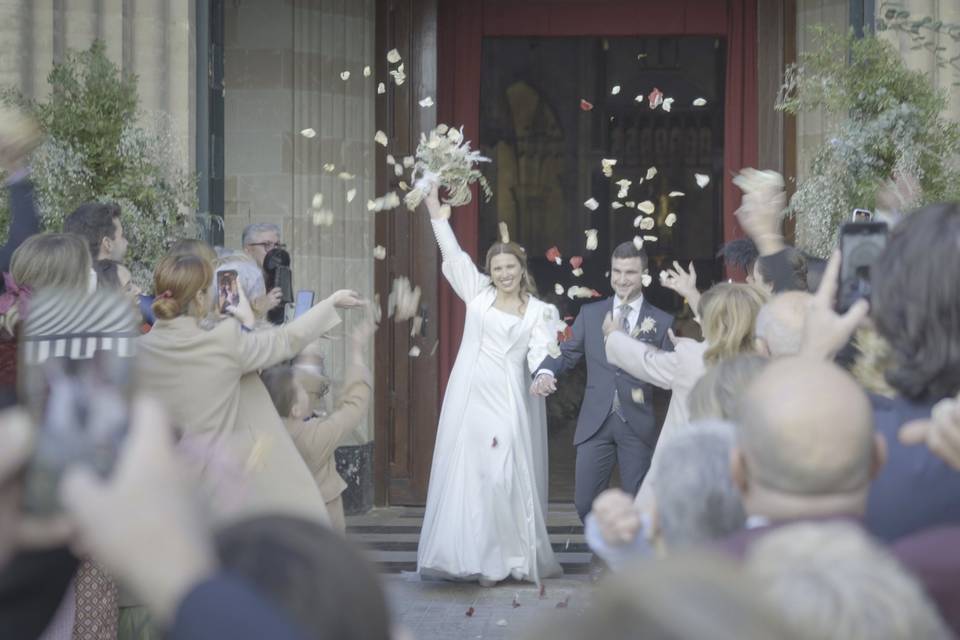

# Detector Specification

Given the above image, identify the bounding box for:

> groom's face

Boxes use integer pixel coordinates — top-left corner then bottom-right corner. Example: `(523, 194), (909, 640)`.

(610, 257), (645, 302)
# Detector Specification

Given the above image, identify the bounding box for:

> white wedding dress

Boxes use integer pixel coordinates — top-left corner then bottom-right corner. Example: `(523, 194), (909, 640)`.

(417, 218), (563, 584)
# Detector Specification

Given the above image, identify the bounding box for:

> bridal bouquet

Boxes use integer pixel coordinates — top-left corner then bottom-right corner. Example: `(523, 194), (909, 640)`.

(404, 124), (493, 211)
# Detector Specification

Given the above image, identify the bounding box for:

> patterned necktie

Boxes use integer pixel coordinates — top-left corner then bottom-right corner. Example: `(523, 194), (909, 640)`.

(612, 304), (631, 421)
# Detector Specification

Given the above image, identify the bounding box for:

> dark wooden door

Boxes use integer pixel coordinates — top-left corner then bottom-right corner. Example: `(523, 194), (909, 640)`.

(374, 0), (440, 505)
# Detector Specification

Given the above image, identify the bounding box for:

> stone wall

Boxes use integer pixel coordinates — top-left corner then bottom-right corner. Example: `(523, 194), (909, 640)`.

(0, 0), (195, 173)
(223, 0), (377, 444)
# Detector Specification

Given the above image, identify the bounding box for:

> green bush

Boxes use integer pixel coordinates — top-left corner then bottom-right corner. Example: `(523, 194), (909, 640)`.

(776, 27), (960, 257)
(1, 40), (198, 286)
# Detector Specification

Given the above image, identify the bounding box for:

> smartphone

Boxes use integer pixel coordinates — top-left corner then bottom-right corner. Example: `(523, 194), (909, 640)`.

(851, 208), (873, 223)
(294, 290), (315, 318)
(217, 270), (240, 314)
(18, 289), (139, 516)
(837, 221), (888, 313)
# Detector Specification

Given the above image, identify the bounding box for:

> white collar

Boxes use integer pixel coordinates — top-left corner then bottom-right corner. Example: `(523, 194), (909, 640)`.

(615, 295), (643, 312)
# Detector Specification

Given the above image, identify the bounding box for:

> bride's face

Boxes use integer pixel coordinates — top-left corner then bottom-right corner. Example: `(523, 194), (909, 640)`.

(490, 254), (523, 295)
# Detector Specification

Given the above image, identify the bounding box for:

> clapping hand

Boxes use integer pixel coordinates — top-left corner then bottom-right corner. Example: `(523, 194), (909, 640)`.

(592, 489), (643, 546)
(900, 392), (960, 471)
(329, 289), (365, 309)
(800, 250), (869, 360)
(734, 169), (787, 255)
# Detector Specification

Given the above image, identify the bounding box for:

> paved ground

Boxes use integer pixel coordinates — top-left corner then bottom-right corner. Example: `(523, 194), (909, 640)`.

(384, 574), (594, 640)
(347, 504), (596, 639)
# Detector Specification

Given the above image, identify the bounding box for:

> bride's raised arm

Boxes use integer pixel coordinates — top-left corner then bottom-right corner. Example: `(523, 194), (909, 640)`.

(425, 184), (490, 303)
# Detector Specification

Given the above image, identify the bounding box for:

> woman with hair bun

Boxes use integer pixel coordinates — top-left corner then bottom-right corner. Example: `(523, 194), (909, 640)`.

(137, 253), (364, 525)
(416, 184), (563, 586)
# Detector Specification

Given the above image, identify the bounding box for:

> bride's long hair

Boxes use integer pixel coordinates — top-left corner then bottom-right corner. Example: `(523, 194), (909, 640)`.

(484, 242), (538, 297)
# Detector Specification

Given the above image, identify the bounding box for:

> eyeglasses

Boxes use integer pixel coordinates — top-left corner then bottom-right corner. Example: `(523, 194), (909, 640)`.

(246, 241), (286, 251)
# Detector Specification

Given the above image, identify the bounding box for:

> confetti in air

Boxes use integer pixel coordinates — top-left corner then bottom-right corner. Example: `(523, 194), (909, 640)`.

(648, 87), (664, 109)
(374, 130), (389, 147)
(373, 245), (386, 260)
(346, 188), (357, 203)
(695, 173), (711, 188)
(546, 246), (562, 265)
(669, 191), (685, 197)
(419, 97), (434, 108)
(363, 65), (372, 77)
(601, 158), (617, 177)
(340, 70), (351, 81)
(300, 128), (316, 138)
(637, 200), (655, 214)
(665, 213), (677, 227)
(611, 85), (621, 95)
(633, 236), (644, 250)
(662, 97), (674, 112)
(693, 97), (707, 106)
(377, 82), (386, 94)
(645, 166), (658, 180)
(585, 229), (598, 251)
(386, 48), (402, 64)
(584, 198), (599, 211)
(580, 99), (594, 111)
(311, 193), (323, 209)
(554, 283), (565, 295)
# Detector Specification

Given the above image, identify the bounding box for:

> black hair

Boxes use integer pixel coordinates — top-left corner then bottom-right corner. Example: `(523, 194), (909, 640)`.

(756, 247), (808, 291)
(718, 238), (759, 274)
(802, 252), (827, 292)
(611, 241), (648, 270)
(872, 203), (960, 402)
(63, 202), (121, 259)
(94, 259), (123, 289)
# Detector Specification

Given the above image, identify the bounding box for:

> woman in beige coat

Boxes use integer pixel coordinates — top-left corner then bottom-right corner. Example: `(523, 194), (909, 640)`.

(137, 253), (362, 526)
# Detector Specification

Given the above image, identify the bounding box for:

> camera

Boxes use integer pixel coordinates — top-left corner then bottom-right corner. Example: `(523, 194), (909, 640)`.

(263, 247), (294, 325)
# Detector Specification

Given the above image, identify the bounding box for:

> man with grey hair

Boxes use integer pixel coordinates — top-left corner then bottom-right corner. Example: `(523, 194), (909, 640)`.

(753, 291), (811, 358)
(747, 522), (950, 640)
(242, 222), (282, 269)
(586, 420), (746, 568)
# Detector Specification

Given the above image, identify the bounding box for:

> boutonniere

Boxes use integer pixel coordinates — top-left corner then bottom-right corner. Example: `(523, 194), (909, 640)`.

(639, 316), (657, 335)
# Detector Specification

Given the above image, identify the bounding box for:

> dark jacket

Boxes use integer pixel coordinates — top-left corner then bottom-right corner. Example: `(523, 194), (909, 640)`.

(536, 297), (674, 447)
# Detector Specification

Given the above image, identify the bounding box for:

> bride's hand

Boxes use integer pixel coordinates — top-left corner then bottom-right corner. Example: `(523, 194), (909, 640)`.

(425, 183), (446, 220)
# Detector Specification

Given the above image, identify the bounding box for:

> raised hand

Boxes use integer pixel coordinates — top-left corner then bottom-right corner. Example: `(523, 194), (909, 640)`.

(660, 261), (700, 310)
(224, 282), (256, 329)
(734, 169), (787, 255)
(900, 393), (960, 471)
(602, 311), (622, 339)
(800, 250), (869, 360)
(329, 289), (365, 309)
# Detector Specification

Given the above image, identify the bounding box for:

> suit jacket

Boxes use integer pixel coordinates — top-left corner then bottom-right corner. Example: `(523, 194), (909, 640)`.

(866, 394), (960, 542)
(137, 301), (341, 527)
(538, 297), (674, 447)
(284, 361), (372, 503)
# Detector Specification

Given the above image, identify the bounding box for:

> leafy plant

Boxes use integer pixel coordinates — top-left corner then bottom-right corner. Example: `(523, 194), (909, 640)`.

(776, 27), (960, 256)
(876, 2), (960, 83)
(0, 40), (198, 285)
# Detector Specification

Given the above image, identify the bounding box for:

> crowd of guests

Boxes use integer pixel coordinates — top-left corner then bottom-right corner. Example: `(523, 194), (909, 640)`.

(1, 107), (960, 640)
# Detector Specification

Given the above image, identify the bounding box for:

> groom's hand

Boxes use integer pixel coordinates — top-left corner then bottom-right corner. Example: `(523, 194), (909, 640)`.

(529, 373), (557, 397)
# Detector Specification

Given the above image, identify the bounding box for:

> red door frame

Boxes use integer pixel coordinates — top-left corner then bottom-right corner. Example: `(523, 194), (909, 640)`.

(436, 0), (758, 394)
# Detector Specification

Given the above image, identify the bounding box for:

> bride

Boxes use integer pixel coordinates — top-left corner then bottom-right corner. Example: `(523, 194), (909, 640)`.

(417, 184), (563, 585)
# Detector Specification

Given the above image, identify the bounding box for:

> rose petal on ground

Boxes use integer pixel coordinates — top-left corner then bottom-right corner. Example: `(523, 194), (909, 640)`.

(465, 607), (475, 617)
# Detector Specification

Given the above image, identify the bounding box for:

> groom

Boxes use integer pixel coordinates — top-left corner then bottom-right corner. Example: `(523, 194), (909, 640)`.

(532, 242), (674, 522)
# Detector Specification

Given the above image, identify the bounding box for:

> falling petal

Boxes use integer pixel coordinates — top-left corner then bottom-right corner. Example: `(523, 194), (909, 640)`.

(659, 270), (670, 283)
(572, 268), (583, 277)
(584, 198), (599, 211)
(419, 96), (434, 108)
(637, 200), (655, 214)
(633, 215), (642, 228)
(643, 235), (658, 242)
(498, 221), (510, 244)
(377, 82), (386, 94)
(631, 388), (646, 405)
(387, 48), (402, 64)
(554, 283), (565, 295)
(402, 156), (415, 168)
(338, 172), (355, 180)
(340, 70), (351, 81)
(639, 217), (655, 230)
(393, 163), (403, 177)
(669, 191), (685, 197)
(641, 274), (652, 288)
(570, 256), (583, 269)
(665, 212), (677, 227)
(662, 97), (674, 112)
(617, 187), (629, 199)
(546, 246), (562, 265)
(347, 188), (357, 203)
(300, 128), (316, 138)
(612, 202), (623, 210)
(611, 85), (621, 95)
(566, 286), (580, 300)
(386, 154), (396, 165)
(363, 65), (372, 77)
(398, 181), (409, 191)
(374, 130), (388, 147)
(695, 173), (711, 188)
(311, 193), (323, 209)
(373, 245), (387, 260)
(580, 98), (594, 111)
(648, 87), (664, 109)
(585, 229), (598, 251)
(311, 210), (334, 227)
(645, 167), (658, 180)
(634, 94), (644, 103)
(323, 163), (336, 173)
(408, 345), (421, 357)
(633, 236), (644, 250)
(496, 620), (508, 627)
(615, 178), (632, 188)
(693, 97), (707, 106)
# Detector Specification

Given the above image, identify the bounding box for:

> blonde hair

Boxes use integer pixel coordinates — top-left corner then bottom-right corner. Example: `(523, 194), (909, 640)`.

(698, 283), (768, 365)
(484, 242), (536, 297)
(151, 254), (214, 321)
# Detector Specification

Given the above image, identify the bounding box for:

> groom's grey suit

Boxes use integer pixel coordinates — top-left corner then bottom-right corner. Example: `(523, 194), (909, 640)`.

(536, 296), (674, 521)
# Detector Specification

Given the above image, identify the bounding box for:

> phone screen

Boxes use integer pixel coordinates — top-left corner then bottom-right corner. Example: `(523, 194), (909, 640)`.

(18, 289), (139, 515)
(218, 270), (240, 314)
(294, 290), (315, 318)
(852, 208), (873, 223)
(837, 222), (888, 313)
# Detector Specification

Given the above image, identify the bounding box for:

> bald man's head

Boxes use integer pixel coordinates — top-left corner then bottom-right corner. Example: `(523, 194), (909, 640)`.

(736, 358), (876, 498)
(755, 292), (812, 357)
